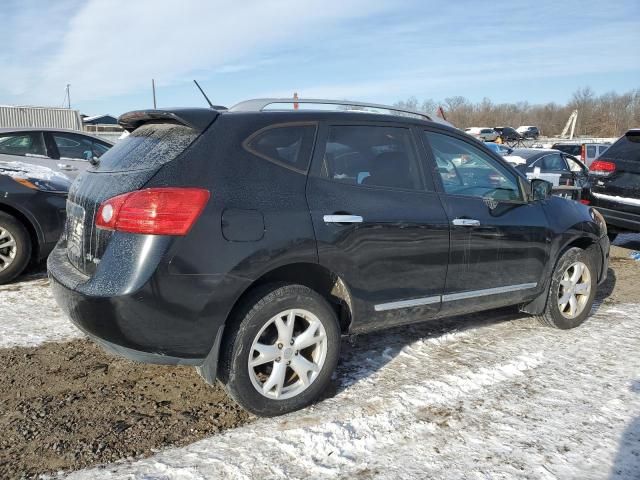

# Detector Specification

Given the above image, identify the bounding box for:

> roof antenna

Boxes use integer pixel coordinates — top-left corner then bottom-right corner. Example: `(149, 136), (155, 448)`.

(193, 80), (215, 109)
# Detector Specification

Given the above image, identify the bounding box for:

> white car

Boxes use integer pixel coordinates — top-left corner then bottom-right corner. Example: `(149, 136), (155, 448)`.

(464, 127), (498, 142)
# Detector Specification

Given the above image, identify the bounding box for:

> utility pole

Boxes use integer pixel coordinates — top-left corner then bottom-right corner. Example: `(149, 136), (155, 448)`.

(152, 79), (157, 109)
(65, 84), (71, 109)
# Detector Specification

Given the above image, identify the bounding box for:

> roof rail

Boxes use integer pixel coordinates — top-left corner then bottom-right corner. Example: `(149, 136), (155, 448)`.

(229, 98), (436, 122)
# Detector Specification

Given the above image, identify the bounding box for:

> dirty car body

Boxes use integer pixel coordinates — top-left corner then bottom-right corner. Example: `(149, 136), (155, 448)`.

(48, 99), (610, 415)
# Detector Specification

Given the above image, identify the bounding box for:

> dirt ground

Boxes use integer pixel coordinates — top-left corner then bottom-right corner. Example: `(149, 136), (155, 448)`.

(0, 236), (638, 479)
(0, 341), (250, 479)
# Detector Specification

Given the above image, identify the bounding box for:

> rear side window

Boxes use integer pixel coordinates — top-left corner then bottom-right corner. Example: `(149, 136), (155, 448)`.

(52, 133), (110, 161)
(586, 145), (597, 158)
(244, 124), (316, 172)
(601, 132), (640, 162)
(96, 123), (198, 172)
(0, 132), (46, 157)
(320, 125), (422, 190)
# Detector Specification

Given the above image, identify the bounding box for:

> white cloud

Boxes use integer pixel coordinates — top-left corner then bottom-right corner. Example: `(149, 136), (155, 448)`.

(1, 0), (390, 105)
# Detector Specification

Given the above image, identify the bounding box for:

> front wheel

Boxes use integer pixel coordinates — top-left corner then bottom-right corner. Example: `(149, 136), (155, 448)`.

(0, 212), (32, 285)
(218, 284), (341, 416)
(536, 247), (597, 329)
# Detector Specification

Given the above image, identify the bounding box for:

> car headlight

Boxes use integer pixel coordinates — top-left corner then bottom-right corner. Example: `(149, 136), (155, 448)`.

(590, 208), (607, 237)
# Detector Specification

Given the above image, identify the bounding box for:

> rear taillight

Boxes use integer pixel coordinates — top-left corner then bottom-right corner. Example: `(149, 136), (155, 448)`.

(589, 160), (616, 176)
(580, 199), (590, 205)
(96, 188), (210, 236)
(581, 144), (586, 161)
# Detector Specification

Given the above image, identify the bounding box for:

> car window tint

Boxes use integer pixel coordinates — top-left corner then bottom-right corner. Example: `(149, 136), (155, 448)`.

(245, 124), (316, 172)
(587, 145), (597, 158)
(320, 126), (421, 190)
(0, 132), (46, 157)
(601, 132), (640, 162)
(424, 131), (522, 201)
(52, 133), (96, 161)
(540, 153), (567, 171)
(92, 142), (110, 158)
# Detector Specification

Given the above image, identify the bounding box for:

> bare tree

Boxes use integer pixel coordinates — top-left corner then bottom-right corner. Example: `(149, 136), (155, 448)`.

(395, 87), (639, 137)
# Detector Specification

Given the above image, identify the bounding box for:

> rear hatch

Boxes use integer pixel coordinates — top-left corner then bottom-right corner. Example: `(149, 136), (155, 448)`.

(64, 110), (217, 276)
(589, 130), (640, 215)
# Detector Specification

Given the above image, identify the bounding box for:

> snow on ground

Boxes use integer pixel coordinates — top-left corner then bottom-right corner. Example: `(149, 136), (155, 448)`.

(0, 274), (82, 348)
(61, 302), (640, 480)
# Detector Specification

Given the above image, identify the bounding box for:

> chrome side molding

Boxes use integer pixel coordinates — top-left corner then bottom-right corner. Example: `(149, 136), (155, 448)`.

(374, 283), (537, 312)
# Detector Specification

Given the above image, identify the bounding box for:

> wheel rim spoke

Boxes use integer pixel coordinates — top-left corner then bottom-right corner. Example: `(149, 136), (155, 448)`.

(574, 283), (590, 295)
(294, 319), (324, 350)
(250, 343), (280, 367)
(568, 295), (578, 316)
(262, 360), (287, 398)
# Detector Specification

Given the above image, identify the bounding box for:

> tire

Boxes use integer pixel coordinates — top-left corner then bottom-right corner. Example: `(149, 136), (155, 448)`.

(536, 247), (597, 329)
(218, 283), (341, 416)
(0, 212), (32, 285)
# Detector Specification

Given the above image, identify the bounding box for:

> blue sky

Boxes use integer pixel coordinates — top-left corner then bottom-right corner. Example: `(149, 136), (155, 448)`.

(1, 0), (638, 116)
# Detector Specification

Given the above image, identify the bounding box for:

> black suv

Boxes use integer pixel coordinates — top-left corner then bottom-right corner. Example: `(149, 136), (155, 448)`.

(493, 126), (522, 145)
(49, 99), (610, 416)
(589, 129), (640, 240)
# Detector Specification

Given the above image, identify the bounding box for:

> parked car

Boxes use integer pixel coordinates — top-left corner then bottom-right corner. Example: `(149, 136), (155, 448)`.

(0, 128), (113, 178)
(48, 99), (610, 417)
(588, 129), (640, 240)
(484, 142), (513, 157)
(464, 127), (498, 142)
(516, 126), (540, 139)
(0, 161), (70, 284)
(504, 148), (591, 202)
(493, 126), (522, 144)
(551, 142), (610, 166)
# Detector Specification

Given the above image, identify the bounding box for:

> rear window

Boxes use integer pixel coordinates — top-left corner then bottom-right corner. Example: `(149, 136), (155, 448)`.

(244, 124), (316, 172)
(96, 123), (198, 172)
(600, 132), (640, 162)
(552, 144), (581, 156)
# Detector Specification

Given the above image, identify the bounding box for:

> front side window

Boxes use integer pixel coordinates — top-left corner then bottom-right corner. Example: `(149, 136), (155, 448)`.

(244, 124), (316, 172)
(0, 132), (46, 157)
(320, 125), (421, 190)
(424, 131), (522, 201)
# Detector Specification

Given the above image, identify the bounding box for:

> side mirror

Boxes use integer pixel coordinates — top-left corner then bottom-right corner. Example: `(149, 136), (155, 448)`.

(531, 179), (553, 201)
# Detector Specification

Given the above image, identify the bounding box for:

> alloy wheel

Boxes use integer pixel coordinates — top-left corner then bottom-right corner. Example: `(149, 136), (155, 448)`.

(557, 261), (592, 319)
(0, 227), (17, 272)
(248, 309), (328, 400)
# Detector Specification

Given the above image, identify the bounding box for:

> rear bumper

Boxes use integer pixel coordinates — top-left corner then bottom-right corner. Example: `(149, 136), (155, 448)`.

(594, 206), (640, 233)
(47, 241), (246, 364)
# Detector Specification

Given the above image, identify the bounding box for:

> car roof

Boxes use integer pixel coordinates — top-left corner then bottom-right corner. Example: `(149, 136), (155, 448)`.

(507, 148), (560, 160)
(0, 127), (114, 145)
(120, 105), (459, 134)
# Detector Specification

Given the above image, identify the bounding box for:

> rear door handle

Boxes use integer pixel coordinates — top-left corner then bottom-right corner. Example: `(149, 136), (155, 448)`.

(452, 218), (480, 227)
(323, 215), (363, 224)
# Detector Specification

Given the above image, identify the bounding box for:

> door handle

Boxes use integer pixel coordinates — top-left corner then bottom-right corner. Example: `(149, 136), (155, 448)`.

(323, 215), (363, 224)
(452, 218), (480, 227)
(58, 163), (77, 171)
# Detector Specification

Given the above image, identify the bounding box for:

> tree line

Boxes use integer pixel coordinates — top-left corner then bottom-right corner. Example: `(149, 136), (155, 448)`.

(394, 87), (640, 138)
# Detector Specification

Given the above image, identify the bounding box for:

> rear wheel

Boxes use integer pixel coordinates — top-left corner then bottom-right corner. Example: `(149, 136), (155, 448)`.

(536, 247), (597, 329)
(218, 284), (341, 416)
(0, 212), (31, 285)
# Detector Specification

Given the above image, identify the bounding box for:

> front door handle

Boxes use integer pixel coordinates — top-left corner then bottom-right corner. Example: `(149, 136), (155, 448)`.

(323, 214), (363, 224)
(58, 163), (77, 171)
(452, 218), (480, 227)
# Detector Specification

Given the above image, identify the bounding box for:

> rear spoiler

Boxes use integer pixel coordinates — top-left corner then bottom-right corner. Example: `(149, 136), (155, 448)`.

(118, 108), (222, 133)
